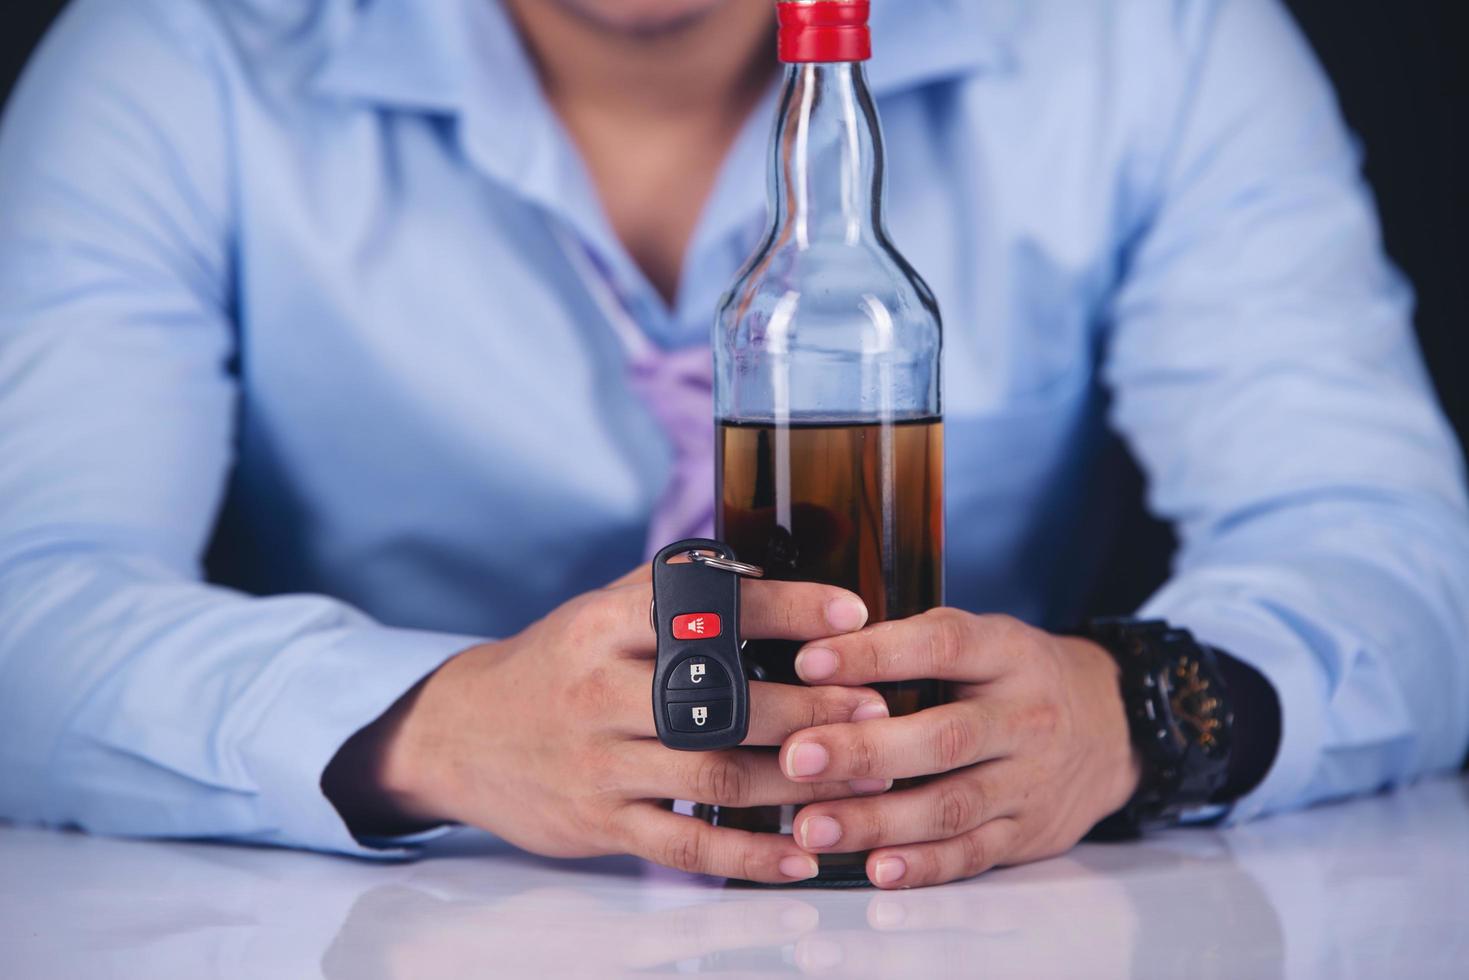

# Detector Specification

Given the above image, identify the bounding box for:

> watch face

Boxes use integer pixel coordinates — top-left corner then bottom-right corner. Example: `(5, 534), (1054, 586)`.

(1162, 657), (1227, 758)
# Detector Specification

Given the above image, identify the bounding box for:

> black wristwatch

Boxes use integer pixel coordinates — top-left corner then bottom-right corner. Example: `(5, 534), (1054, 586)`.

(1085, 618), (1235, 838)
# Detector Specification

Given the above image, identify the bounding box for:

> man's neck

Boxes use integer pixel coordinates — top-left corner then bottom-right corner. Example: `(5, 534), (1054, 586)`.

(504, 0), (775, 128)
(502, 0), (777, 304)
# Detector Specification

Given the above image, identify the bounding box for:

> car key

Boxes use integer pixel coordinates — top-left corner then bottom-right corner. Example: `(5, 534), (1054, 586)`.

(651, 538), (763, 751)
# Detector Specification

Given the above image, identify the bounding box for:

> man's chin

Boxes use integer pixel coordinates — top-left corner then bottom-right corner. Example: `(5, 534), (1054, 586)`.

(550, 0), (730, 38)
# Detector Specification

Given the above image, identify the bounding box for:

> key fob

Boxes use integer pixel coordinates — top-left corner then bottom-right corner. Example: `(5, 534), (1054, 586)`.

(652, 539), (750, 751)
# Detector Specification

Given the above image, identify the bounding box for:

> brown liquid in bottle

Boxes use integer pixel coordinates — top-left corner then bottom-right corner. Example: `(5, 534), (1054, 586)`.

(713, 415), (945, 882)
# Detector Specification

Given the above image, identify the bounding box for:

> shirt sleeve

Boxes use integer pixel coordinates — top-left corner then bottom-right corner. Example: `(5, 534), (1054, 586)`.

(0, 0), (477, 856)
(1106, 0), (1469, 822)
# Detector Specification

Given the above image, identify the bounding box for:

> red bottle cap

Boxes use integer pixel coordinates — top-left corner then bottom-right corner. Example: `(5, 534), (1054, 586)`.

(777, 1), (872, 64)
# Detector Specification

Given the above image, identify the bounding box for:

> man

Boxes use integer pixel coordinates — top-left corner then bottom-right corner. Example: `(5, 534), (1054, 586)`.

(0, 0), (1465, 889)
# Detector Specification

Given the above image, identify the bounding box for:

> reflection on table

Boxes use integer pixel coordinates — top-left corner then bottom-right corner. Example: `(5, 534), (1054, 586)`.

(2, 777), (1466, 978)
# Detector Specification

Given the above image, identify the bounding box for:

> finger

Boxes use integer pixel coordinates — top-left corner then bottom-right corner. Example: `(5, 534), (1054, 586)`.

(739, 578), (868, 640)
(567, 582), (661, 655)
(592, 578), (869, 658)
(865, 817), (1022, 889)
(780, 701), (1012, 783)
(615, 802), (822, 884)
(622, 743), (892, 807)
(744, 681), (889, 746)
(603, 659), (888, 741)
(792, 609), (1028, 686)
(793, 764), (1011, 854)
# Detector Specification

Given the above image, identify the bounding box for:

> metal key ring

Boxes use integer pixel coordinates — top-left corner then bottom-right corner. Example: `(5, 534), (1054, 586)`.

(688, 552), (766, 578)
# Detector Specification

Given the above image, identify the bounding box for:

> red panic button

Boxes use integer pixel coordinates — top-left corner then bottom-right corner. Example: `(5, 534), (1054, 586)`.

(672, 613), (721, 640)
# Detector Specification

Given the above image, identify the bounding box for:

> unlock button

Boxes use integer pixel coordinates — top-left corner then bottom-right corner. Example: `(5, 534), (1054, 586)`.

(667, 700), (733, 733)
(668, 657), (731, 690)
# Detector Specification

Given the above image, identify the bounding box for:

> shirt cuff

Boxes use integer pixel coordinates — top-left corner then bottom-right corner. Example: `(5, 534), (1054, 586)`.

(240, 624), (482, 858)
(1140, 582), (1330, 824)
(1210, 646), (1281, 801)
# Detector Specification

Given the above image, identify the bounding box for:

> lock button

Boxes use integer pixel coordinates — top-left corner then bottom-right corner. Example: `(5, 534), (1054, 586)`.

(667, 699), (734, 733)
(667, 656), (731, 691)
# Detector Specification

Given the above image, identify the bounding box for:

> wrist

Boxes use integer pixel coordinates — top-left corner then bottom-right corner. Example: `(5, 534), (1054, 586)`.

(368, 674), (449, 828)
(1060, 636), (1143, 814)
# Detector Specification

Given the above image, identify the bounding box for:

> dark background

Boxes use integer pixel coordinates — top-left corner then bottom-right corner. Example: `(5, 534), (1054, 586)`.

(2, 0), (1463, 614)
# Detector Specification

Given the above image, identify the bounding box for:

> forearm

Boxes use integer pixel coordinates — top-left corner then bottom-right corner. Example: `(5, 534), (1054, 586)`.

(0, 549), (475, 854)
(1143, 496), (1469, 820)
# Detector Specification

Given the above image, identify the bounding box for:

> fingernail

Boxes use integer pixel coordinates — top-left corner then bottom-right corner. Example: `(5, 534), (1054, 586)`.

(785, 741), (829, 778)
(873, 856), (907, 885)
(795, 646), (838, 681)
(780, 855), (819, 880)
(825, 596), (868, 632)
(870, 898), (906, 929)
(849, 777), (891, 795)
(849, 700), (889, 722)
(800, 815), (842, 849)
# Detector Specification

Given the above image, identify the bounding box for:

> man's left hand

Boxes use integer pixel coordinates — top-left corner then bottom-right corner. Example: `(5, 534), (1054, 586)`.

(781, 609), (1141, 888)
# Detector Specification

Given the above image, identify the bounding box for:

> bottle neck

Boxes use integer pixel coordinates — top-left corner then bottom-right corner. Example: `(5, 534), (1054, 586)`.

(771, 61), (884, 247)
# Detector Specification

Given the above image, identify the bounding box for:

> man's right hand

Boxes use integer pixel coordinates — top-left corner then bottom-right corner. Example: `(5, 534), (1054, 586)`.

(323, 568), (887, 883)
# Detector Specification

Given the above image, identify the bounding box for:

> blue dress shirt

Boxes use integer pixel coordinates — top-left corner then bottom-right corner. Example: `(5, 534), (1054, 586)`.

(2, 0), (1467, 856)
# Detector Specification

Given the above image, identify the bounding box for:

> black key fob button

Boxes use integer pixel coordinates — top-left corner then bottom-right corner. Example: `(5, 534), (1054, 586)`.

(667, 699), (734, 734)
(667, 656), (731, 691)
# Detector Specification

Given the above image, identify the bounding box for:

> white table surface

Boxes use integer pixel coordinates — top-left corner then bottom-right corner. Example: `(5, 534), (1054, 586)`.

(3, 776), (1466, 978)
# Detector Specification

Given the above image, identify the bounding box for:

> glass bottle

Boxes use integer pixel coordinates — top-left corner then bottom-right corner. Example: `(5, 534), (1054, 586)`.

(709, 0), (945, 884)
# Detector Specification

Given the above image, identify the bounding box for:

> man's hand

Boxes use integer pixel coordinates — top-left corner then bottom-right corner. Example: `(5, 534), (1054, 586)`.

(324, 569), (888, 884)
(778, 609), (1141, 888)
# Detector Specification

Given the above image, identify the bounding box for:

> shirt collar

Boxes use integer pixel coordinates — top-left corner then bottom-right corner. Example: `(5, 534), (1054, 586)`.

(310, 0), (1014, 330)
(313, 0), (551, 187)
(311, 0), (1012, 145)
